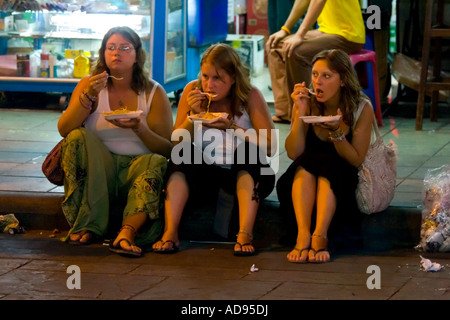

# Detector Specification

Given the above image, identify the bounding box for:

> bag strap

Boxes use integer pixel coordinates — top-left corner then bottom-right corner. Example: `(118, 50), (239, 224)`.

(353, 98), (380, 141)
(371, 116), (381, 139)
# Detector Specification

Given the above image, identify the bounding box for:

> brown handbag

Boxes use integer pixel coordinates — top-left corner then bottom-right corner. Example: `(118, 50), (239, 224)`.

(42, 139), (65, 186)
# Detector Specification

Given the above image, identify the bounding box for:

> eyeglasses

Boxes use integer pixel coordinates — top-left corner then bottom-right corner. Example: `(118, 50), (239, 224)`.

(106, 45), (134, 53)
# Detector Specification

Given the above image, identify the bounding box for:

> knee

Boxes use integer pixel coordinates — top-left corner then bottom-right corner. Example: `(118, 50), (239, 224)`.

(65, 128), (86, 144)
(294, 167), (314, 182)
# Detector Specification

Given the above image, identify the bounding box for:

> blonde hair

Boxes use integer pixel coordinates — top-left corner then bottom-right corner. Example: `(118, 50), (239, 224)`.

(198, 43), (251, 116)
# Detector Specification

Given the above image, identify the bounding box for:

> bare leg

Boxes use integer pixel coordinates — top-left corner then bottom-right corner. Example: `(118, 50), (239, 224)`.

(287, 168), (316, 262)
(152, 172), (189, 251)
(234, 170), (259, 255)
(309, 177), (335, 262)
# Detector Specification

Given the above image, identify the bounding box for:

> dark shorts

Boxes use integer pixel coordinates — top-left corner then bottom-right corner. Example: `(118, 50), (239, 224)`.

(166, 142), (275, 203)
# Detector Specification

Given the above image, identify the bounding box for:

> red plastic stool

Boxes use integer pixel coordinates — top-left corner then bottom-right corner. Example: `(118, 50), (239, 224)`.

(348, 49), (383, 127)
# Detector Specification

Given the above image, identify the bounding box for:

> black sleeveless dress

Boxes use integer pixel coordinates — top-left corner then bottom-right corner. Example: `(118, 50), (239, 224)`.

(276, 126), (360, 238)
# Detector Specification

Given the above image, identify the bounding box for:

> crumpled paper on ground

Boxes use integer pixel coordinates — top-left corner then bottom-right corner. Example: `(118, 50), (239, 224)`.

(0, 213), (25, 234)
(420, 256), (443, 272)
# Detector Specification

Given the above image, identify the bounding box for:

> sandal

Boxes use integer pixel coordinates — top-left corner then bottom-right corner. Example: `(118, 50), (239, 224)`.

(234, 230), (255, 257)
(109, 238), (142, 257)
(309, 234), (330, 263)
(152, 239), (179, 254)
(109, 224), (142, 257)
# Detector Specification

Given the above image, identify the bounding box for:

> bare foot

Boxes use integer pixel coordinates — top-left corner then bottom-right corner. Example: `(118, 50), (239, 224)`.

(309, 234), (330, 263)
(152, 231), (179, 253)
(112, 225), (142, 255)
(287, 233), (311, 263)
(69, 231), (95, 244)
(234, 231), (255, 256)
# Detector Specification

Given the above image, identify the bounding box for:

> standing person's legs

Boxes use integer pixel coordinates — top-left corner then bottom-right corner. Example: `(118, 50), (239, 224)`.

(267, 36), (293, 122)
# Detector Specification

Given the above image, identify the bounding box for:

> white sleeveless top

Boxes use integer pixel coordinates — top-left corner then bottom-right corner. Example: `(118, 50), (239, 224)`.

(84, 81), (159, 156)
(193, 108), (253, 168)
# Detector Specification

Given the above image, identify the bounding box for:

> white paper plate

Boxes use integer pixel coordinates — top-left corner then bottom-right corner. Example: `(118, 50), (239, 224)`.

(300, 115), (341, 123)
(189, 112), (228, 124)
(104, 110), (143, 121)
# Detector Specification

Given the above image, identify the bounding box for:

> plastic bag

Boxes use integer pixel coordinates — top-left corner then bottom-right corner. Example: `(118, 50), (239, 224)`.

(416, 164), (450, 252)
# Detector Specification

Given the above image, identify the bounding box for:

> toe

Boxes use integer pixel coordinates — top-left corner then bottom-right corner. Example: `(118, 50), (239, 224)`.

(69, 233), (81, 242)
(79, 232), (93, 243)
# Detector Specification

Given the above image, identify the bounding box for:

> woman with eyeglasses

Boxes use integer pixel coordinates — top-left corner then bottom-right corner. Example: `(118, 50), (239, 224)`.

(57, 26), (173, 257)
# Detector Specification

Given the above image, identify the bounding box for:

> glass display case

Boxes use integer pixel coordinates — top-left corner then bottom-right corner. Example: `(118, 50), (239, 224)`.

(152, 0), (189, 95)
(0, 0), (190, 97)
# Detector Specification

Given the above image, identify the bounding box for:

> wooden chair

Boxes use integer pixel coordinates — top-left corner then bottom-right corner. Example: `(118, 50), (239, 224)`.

(416, 0), (450, 130)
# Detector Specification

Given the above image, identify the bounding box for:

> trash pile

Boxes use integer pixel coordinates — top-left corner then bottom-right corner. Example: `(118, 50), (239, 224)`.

(0, 213), (25, 234)
(416, 164), (450, 252)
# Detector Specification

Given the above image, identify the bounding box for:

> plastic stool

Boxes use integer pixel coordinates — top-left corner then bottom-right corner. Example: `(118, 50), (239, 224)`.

(348, 49), (383, 127)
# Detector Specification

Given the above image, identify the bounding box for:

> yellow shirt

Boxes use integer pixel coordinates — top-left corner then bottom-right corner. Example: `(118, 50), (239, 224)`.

(317, 0), (365, 44)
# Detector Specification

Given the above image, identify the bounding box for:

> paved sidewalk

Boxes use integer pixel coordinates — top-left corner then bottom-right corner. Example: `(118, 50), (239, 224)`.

(0, 230), (449, 302)
(0, 69), (450, 303)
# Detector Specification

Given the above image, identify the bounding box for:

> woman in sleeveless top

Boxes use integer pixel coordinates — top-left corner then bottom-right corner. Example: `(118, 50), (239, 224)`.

(57, 27), (173, 256)
(152, 43), (276, 256)
(278, 49), (374, 263)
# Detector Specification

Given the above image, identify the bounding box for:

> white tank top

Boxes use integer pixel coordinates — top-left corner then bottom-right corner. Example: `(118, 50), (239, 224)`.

(193, 108), (253, 168)
(84, 81), (159, 155)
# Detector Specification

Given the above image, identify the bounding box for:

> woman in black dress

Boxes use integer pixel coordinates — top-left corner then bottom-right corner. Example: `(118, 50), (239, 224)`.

(278, 49), (374, 263)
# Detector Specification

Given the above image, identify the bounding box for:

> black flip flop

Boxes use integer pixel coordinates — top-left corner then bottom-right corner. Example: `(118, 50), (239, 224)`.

(109, 238), (142, 257)
(152, 239), (179, 254)
(233, 241), (256, 257)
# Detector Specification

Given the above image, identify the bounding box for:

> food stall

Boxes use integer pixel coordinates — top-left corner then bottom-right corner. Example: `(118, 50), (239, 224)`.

(0, 0), (190, 103)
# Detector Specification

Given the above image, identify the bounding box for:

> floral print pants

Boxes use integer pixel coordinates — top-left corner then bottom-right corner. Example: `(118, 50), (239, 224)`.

(60, 128), (167, 245)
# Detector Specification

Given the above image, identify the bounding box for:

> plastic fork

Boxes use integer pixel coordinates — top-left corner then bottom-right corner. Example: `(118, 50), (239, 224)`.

(108, 75), (124, 80)
(200, 92), (218, 98)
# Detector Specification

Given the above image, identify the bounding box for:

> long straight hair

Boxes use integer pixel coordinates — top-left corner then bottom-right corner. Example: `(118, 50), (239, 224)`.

(311, 49), (365, 127)
(197, 43), (252, 116)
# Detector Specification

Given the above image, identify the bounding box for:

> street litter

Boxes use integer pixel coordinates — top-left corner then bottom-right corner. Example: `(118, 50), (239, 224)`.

(250, 264), (259, 272)
(0, 213), (25, 234)
(420, 256), (443, 272)
(416, 165), (450, 252)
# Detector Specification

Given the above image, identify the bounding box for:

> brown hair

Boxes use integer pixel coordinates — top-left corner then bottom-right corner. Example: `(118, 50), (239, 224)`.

(91, 26), (151, 94)
(197, 43), (251, 116)
(311, 49), (365, 127)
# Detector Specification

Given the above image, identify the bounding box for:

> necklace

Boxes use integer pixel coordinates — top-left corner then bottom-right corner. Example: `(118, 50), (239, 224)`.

(109, 85), (129, 108)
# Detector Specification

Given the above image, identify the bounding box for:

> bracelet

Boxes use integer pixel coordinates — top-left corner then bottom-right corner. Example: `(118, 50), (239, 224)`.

(328, 127), (345, 142)
(83, 90), (97, 103)
(79, 93), (92, 111)
(281, 26), (291, 34)
(331, 134), (346, 142)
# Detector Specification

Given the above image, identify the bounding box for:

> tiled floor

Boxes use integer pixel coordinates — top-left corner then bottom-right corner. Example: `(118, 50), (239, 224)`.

(1, 69), (450, 302)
